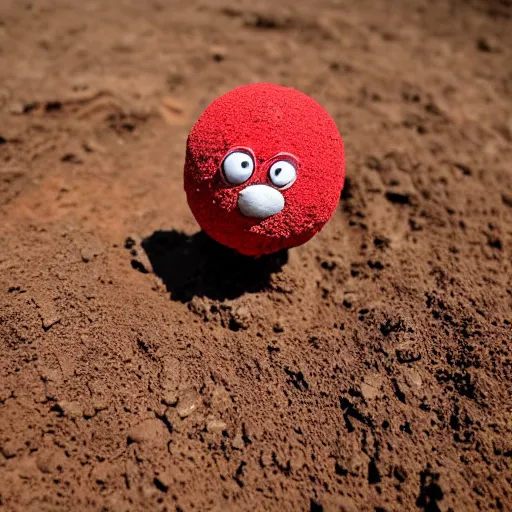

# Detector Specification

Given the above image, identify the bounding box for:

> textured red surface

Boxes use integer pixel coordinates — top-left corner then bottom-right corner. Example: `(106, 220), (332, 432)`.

(184, 83), (345, 256)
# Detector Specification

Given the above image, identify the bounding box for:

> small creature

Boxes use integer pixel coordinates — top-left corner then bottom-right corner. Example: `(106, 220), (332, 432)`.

(184, 83), (345, 257)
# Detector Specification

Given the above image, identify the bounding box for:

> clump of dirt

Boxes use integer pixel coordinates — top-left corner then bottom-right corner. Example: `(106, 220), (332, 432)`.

(0, 0), (511, 511)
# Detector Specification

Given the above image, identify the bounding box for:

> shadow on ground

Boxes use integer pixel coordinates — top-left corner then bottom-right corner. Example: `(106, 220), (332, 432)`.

(139, 230), (288, 302)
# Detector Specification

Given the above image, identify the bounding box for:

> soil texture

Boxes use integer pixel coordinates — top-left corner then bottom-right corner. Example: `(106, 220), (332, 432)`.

(0, 0), (511, 511)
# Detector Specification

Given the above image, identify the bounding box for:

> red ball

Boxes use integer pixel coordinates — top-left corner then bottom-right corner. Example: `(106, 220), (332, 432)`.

(184, 83), (345, 257)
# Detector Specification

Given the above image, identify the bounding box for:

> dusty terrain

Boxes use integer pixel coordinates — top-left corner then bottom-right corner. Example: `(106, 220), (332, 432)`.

(1, 0), (511, 510)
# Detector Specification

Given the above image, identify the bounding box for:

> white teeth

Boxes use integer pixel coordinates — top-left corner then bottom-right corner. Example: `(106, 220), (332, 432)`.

(238, 184), (285, 219)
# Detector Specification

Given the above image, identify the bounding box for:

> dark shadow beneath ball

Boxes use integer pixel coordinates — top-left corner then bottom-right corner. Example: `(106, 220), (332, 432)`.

(140, 230), (288, 302)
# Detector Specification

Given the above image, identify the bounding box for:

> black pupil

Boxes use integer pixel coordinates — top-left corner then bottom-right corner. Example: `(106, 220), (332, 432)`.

(241, 161), (249, 169)
(274, 167), (282, 176)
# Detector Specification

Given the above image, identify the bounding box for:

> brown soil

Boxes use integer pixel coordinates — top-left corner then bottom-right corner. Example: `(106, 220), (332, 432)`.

(1, 0), (511, 511)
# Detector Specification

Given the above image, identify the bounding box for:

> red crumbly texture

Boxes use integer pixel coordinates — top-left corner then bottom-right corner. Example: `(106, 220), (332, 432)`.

(184, 83), (345, 256)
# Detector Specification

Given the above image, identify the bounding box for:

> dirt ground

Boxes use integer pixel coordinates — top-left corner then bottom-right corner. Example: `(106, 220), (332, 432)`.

(0, 0), (511, 510)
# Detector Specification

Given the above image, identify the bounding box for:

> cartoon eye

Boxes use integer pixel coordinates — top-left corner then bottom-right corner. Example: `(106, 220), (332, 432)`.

(269, 160), (296, 189)
(221, 151), (254, 185)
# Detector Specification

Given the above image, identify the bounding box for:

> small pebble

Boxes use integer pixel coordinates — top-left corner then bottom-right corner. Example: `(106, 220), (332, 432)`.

(206, 417), (227, 433)
(406, 370), (423, 388)
(58, 400), (83, 418)
(273, 318), (285, 333)
(360, 383), (379, 400)
(176, 388), (199, 418)
(42, 314), (61, 331)
(127, 418), (168, 444)
(232, 433), (244, 450)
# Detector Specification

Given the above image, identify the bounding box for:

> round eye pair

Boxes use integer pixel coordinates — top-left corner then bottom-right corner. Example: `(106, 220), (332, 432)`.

(221, 151), (297, 188)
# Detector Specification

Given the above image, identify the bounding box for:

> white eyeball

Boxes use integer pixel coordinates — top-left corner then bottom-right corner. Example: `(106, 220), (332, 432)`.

(269, 160), (296, 188)
(222, 151), (254, 185)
